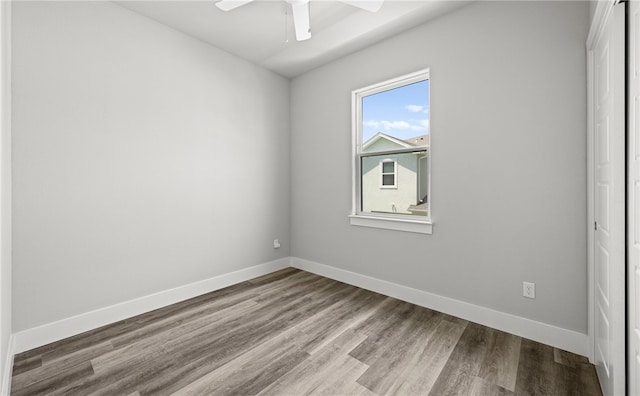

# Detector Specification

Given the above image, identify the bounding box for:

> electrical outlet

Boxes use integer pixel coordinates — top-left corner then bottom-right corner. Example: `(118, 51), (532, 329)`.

(523, 282), (535, 299)
(273, 239), (281, 249)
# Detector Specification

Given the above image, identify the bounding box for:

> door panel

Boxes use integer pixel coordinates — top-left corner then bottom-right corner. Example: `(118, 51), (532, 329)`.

(592, 3), (626, 396)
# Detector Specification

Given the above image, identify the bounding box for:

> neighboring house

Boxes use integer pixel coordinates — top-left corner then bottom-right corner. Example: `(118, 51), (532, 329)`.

(361, 133), (429, 216)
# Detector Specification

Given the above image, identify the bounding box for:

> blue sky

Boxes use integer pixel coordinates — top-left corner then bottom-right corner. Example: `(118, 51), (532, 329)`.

(362, 80), (430, 143)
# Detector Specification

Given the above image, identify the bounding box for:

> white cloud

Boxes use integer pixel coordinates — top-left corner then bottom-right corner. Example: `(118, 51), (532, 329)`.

(364, 120), (411, 130)
(383, 121), (412, 130)
(405, 105), (424, 113)
(363, 120), (381, 128)
(365, 119), (429, 133)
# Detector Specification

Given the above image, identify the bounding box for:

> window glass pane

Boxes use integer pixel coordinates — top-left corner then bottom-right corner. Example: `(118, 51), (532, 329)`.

(382, 161), (394, 173)
(361, 150), (428, 216)
(353, 70), (430, 224)
(361, 80), (429, 153)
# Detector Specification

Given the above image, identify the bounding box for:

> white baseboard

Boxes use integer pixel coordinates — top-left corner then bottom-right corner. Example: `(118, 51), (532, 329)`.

(1, 334), (14, 396)
(291, 257), (589, 357)
(10, 256), (589, 360)
(13, 258), (291, 354)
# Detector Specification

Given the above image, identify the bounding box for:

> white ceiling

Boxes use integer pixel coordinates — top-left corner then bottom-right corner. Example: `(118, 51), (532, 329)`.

(116, 0), (471, 78)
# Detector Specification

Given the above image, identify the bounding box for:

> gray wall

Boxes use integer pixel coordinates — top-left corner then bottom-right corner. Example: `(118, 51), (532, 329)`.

(1, 0), (11, 383)
(12, 1), (291, 331)
(291, 1), (589, 332)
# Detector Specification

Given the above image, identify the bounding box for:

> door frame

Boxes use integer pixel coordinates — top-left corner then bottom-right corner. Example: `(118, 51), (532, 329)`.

(0, 1), (11, 395)
(587, 1), (627, 395)
(627, 0), (640, 394)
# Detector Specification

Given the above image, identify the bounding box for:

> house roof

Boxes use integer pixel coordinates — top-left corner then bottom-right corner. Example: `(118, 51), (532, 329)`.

(362, 132), (430, 152)
(403, 134), (430, 147)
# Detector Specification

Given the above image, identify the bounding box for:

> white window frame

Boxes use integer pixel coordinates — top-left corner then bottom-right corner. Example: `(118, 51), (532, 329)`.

(380, 159), (397, 189)
(349, 68), (432, 234)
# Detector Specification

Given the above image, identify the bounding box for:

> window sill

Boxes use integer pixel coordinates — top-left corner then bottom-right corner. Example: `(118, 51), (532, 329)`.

(348, 214), (433, 234)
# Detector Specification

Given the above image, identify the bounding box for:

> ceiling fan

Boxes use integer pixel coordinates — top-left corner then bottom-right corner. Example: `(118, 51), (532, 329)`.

(215, 0), (384, 41)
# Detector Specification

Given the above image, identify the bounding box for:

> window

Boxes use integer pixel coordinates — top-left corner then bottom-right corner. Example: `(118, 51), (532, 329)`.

(350, 69), (432, 234)
(380, 160), (397, 188)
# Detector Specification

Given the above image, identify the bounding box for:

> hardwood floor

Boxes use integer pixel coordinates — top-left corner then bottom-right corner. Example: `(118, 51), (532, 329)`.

(10, 268), (602, 395)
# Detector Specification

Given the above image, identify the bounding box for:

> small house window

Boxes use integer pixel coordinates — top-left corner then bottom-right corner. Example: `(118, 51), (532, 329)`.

(381, 160), (397, 188)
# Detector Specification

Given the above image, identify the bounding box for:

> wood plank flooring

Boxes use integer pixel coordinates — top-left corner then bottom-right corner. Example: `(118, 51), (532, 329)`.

(10, 268), (602, 395)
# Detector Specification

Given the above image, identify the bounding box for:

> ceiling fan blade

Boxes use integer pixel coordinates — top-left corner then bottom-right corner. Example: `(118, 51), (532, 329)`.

(340, 0), (384, 13)
(215, 0), (255, 11)
(290, 0), (311, 41)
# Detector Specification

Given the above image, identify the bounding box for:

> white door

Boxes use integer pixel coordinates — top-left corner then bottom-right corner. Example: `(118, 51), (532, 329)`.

(591, 2), (626, 396)
(628, 0), (640, 394)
